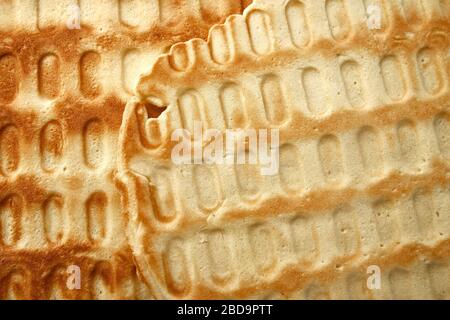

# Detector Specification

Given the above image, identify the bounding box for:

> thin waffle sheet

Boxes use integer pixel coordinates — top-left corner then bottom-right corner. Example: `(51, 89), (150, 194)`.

(118, 0), (450, 299)
(0, 0), (249, 299)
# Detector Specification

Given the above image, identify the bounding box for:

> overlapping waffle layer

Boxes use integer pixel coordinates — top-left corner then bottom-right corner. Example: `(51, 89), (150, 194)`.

(0, 0), (249, 299)
(118, 0), (450, 299)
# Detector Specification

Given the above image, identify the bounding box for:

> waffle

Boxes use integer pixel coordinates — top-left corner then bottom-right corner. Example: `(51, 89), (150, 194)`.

(0, 0), (249, 299)
(118, 0), (450, 299)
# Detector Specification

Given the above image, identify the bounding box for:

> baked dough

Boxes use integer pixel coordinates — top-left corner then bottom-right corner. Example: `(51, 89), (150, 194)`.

(118, 0), (450, 299)
(0, 0), (248, 299)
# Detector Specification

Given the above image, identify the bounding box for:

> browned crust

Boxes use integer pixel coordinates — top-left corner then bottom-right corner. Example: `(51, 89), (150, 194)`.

(117, 0), (450, 300)
(0, 0), (251, 75)
(191, 238), (450, 299)
(137, 13), (450, 98)
(130, 157), (449, 236)
(0, 0), (253, 300)
(0, 244), (139, 300)
(121, 93), (450, 164)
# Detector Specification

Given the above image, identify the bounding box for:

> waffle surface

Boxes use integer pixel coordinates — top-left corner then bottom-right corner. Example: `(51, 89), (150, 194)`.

(118, 0), (450, 299)
(0, 0), (249, 299)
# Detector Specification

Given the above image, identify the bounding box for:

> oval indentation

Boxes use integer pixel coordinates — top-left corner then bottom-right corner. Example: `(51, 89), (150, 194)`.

(0, 195), (22, 246)
(0, 125), (20, 176)
(83, 119), (105, 169)
(235, 163), (262, 201)
(427, 262), (449, 299)
(38, 53), (60, 99)
(434, 112), (450, 158)
(119, 0), (149, 28)
(169, 43), (189, 71)
(148, 170), (177, 223)
(380, 55), (406, 101)
(358, 126), (384, 176)
(261, 75), (287, 125)
(209, 25), (230, 64)
(318, 135), (344, 183)
(80, 51), (101, 99)
(302, 68), (328, 115)
(163, 239), (191, 297)
(2, 271), (29, 299)
(0, 54), (18, 104)
(341, 60), (366, 109)
(363, 0), (388, 31)
(220, 83), (247, 128)
(247, 10), (272, 55)
(144, 117), (164, 148)
(333, 207), (358, 255)
(178, 90), (203, 132)
(412, 191), (435, 240)
(90, 262), (112, 299)
(43, 195), (65, 244)
(279, 144), (303, 191)
(373, 200), (400, 247)
(290, 217), (317, 261)
(207, 230), (233, 285)
(286, 0), (310, 47)
(193, 165), (221, 211)
(40, 121), (63, 172)
(86, 192), (107, 243)
(249, 224), (276, 274)
(417, 48), (443, 95)
(397, 120), (419, 167)
(389, 269), (411, 299)
(326, 0), (350, 40)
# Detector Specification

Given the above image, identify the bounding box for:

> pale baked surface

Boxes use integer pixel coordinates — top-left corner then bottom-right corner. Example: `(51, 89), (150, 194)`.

(0, 0), (249, 299)
(119, 0), (450, 299)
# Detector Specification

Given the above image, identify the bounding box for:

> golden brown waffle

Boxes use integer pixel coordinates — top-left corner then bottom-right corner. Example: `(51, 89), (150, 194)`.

(0, 0), (249, 299)
(118, 0), (450, 299)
